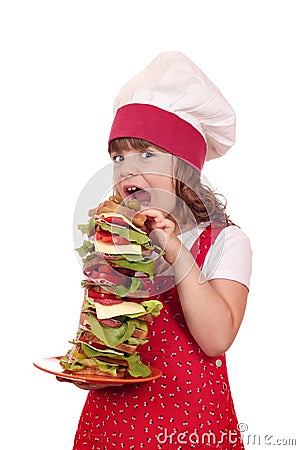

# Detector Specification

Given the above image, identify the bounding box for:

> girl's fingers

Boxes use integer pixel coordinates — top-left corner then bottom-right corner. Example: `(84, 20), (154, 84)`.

(56, 376), (72, 383)
(143, 208), (169, 230)
(56, 376), (123, 390)
(142, 208), (165, 222)
(73, 382), (124, 390)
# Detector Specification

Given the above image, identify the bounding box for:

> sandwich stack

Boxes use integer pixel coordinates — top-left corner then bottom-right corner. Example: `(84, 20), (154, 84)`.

(60, 196), (163, 379)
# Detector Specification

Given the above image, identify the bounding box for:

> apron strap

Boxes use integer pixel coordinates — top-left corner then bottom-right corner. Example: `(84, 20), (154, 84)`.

(190, 223), (227, 267)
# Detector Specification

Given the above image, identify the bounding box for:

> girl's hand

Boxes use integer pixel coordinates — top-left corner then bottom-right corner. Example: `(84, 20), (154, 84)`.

(56, 376), (123, 390)
(143, 208), (182, 265)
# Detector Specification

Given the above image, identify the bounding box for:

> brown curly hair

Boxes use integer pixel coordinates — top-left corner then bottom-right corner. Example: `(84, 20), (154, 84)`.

(109, 137), (237, 228)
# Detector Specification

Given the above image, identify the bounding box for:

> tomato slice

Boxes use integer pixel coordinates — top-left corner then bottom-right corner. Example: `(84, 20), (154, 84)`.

(87, 289), (111, 299)
(87, 289), (124, 304)
(95, 229), (131, 245)
(103, 216), (129, 227)
(95, 229), (112, 242)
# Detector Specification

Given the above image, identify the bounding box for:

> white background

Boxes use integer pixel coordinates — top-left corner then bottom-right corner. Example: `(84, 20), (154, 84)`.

(1, 1), (299, 449)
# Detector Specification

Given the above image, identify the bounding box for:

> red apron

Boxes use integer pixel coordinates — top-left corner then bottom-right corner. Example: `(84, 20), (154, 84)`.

(73, 225), (245, 449)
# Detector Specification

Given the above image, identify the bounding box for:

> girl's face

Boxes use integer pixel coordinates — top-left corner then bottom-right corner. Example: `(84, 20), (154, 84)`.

(110, 145), (177, 217)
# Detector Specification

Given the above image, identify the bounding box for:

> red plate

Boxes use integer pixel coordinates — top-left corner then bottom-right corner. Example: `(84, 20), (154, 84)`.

(33, 356), (162, 384)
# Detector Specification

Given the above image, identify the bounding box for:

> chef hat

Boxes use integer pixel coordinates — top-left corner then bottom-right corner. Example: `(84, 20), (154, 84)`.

(109, 52), (236, 171)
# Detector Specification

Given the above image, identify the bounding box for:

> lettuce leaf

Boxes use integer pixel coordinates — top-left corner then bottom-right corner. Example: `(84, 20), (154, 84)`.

(78, 218), (97, 236)
(126, 300), (163, 318)
(141, 300), (164, 317)
(112, 277), (144, 298)
(121, 254), (145, 262)
(60, 347), (151, 378)
(87, 313), (136, 348)
(126, 337), (148, 346)
(75, 240), (95, 258)
(81, 275), (144, 298)
(112, 258), (154, 280)
(60, 355), (119, 376)
(98, 222), (150, 246)
(143, 243), (165, 256)
(81, 297), (96, 313)
(129, 319), (148, 332)
(80, 343), (123, 359)
(126, 354), (151, 378)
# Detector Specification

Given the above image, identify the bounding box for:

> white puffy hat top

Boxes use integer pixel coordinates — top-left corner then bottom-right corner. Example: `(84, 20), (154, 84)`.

(109, 52), (236, 170)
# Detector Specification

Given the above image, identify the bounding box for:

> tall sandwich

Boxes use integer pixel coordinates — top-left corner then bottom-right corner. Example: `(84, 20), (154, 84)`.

(60, 197), (163, 379)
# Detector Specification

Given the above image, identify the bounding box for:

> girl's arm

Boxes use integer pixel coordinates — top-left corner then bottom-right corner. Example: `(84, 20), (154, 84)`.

(173, 245), (248, 356)
(144, 209), (248, 357)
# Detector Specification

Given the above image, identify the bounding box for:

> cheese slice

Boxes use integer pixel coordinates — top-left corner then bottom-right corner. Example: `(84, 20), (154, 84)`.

(95, 301), (146, 320)
(94, 239), (142, 255)
(96, 212), (147, 234)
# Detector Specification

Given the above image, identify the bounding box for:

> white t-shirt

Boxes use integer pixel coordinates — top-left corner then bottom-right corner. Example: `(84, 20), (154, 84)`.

(152, 223), (252, 290)
(180, 223), (252, 290)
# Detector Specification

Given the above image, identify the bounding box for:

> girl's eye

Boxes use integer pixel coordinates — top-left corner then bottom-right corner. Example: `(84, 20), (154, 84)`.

(140, 151), (154, 159)
(113, 155), (125, 163)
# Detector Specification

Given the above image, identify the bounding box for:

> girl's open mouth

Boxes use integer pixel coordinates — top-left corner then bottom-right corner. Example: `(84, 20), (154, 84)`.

(125, 186), (152, 206)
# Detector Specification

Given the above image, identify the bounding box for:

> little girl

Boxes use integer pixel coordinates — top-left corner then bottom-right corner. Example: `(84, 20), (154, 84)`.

(70, 52), (252, 449)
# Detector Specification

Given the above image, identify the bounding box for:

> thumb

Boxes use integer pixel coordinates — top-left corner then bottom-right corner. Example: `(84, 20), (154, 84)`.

(149, 229), (167, 250)
(56, 376), (72, 383)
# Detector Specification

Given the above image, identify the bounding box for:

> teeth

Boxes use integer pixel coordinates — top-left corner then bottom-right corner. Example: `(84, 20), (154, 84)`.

(127, 187), (139, 193)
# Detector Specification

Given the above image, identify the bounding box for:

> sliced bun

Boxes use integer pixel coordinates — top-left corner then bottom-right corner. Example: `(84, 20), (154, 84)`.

(132, 328), (148, 340)
(96, 200), (147, 227)
(64, 366), (127, 378)
(79, 331), (138, 355)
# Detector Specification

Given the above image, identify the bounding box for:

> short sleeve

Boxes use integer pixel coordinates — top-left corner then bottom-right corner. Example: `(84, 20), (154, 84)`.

(201, 225), (252, 290)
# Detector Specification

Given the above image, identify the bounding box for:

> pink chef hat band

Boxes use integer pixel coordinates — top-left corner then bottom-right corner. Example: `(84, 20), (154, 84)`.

(108, 103), (207, 171)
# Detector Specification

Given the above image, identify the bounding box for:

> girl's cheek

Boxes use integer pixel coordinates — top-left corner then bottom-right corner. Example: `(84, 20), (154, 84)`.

(113, 180), (124, 196)
(113, 169), (121, 183)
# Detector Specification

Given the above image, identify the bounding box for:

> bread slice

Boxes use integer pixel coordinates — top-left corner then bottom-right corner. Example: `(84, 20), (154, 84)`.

(96, 200), (147, 227)
(64, 366), (127, 378)
(79, 331), (138, 355)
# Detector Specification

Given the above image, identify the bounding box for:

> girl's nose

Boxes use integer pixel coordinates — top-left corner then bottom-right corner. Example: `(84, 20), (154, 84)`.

(116, 154), (140, 178)
(120, 167), (137, 177)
